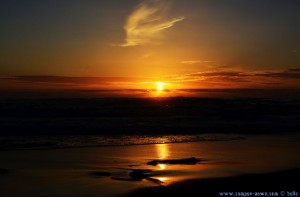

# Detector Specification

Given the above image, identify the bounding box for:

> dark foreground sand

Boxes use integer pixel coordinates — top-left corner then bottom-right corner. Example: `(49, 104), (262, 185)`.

(124, 168), (300, 197)
(0, 134), (299, 197)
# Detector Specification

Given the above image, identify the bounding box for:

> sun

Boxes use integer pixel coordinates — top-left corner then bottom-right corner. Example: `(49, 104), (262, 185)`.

(156, 82), (164, 91)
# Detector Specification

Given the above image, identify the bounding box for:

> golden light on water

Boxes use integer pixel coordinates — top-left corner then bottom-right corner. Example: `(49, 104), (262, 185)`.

(156, 144), (169, 159)
(158, 177), (168, 182)
(158, 164), (166, 170)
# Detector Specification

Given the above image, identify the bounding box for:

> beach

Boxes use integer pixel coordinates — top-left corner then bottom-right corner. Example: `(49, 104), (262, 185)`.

(0, 133), (299, 197)
(125, 168), (300, 197)
(1, 0), (300, 196)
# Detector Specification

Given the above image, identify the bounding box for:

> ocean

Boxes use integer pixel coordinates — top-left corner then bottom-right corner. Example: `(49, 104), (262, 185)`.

(0, 97), (299, 196)
(0, 97), (299, 149)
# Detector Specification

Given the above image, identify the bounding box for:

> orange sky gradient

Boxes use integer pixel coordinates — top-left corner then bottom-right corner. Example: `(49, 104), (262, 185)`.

(0, 0), (300, 98)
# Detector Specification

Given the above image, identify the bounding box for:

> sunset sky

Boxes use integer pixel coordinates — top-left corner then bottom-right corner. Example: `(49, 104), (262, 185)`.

(1, 0), (300, 97)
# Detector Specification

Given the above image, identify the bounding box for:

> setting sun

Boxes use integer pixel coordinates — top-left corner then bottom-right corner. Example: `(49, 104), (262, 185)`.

(156, 82), (165, 91)
(1, 1), (300, 197)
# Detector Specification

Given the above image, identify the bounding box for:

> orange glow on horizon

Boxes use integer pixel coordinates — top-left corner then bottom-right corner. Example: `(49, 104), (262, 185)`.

(156, 82), (164, 91)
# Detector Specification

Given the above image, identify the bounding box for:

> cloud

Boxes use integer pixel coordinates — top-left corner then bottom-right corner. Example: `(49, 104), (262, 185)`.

(165, 68), (300, 89)
(180, 71), (251, 83)
(287, 68), (300, 72)
(254, 70), (300, 79)
(119, 0), (184, 47)
(182, 68), (300, 80)
(186, 71), (250, 78)
(8, 76), (150, 86)
(142, 52), (155, 58)
(181, 60), (213, 65)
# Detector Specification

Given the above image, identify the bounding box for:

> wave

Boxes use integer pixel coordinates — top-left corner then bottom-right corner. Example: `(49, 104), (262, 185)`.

(0, 134), (244, 150)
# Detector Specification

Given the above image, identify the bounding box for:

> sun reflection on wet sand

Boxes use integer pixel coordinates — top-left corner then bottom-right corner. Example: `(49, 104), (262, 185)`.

(157, 177), (168, 182)
(154, 144), (170, 183)
(158, 164), (166, 170)
(156, 143), (169, 159)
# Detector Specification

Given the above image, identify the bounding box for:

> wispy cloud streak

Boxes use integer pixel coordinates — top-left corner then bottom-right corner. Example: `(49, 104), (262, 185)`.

(181, 60), (214, 65)
(120, 0), (184, 47)
(6, 76), (150, 86)
(165, 68), (300, 88)
(181, 69), (300, 80)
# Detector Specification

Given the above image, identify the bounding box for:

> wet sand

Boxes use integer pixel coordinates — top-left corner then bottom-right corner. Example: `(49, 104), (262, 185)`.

(124, 168), (300, 197)
(0, 134), (300, 197)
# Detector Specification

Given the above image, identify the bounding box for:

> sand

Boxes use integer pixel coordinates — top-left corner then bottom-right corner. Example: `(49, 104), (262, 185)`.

(124, 168), (300, 197)
(0, 134), (300, 197)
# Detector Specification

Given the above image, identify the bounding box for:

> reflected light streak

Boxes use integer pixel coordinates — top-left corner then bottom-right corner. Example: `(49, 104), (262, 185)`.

(158, 164), (166, 170)
(158, 177), (168, 182)
(156, 144), (169, 159)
